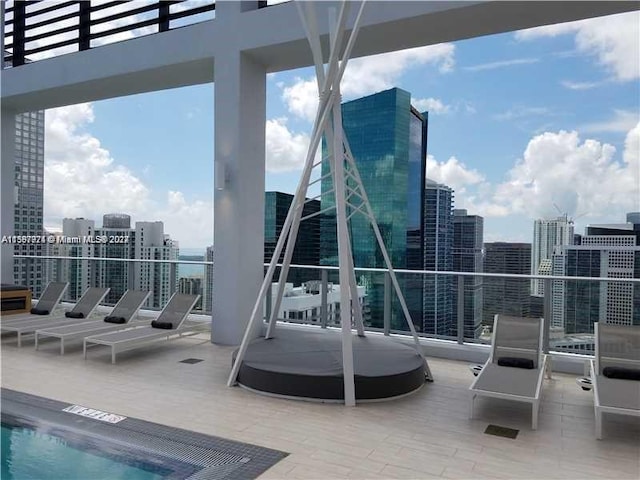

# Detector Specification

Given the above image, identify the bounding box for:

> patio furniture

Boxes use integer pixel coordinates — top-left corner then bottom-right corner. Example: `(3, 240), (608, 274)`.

(469, 315), (547, 429)
(0, 284), (32, 315)
(590, 323), (640, 439)
(1, 287), (108, 347)
(0, 282), (68, 324)
(35, 290), (151, 355)
(84, 293), (203, 364)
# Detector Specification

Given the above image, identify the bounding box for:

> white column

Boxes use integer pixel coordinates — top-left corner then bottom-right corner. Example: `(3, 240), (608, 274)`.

(212, 2), (266, 345)
(1, 108), (16, 283)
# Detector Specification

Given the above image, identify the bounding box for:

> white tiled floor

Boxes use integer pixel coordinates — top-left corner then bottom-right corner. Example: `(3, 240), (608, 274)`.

(1, 332), (639, 479)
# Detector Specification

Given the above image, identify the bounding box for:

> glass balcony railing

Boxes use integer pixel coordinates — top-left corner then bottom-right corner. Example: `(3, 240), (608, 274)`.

(13, 254), (639, 359)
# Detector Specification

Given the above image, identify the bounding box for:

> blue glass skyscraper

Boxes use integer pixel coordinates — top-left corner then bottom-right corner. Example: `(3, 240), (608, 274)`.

(320, 88), (427, 331)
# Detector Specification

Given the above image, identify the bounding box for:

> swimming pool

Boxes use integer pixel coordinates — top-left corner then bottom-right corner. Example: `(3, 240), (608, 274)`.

(2, 422), (166, 480)
(1, 388), (288, 480)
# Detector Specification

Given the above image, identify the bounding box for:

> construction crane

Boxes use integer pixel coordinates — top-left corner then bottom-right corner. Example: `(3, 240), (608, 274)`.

(553, 203), (587, 225)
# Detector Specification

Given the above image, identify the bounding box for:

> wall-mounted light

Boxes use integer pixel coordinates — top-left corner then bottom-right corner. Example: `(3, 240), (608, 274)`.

(215, 161), (227, 190)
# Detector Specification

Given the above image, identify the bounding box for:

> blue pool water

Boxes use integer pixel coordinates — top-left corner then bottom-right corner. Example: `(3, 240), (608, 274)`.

(1, 424), (166, 480)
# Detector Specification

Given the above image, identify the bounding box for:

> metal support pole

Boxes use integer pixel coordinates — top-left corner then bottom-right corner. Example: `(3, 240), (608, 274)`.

(543, 278), (552, 354)
(383, 272), (391, 335)
(13, 1), (25, 66)
(79, 1), (91, 50)
(457, 275), (465, 344)
(320, 269), (328, 328)
(159, 1), (171, 32)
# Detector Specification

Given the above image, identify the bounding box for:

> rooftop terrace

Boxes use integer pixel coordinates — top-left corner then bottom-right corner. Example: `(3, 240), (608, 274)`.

(2, 325), (639, 480)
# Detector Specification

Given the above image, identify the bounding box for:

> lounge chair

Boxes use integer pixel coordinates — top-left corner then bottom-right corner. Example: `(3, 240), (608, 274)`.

(590, 323), (640, 439)
(469, 315), (547, 429)
(0, 281), (68, 324)
(35, 290), (151, 355)
(1, 287), (109, 347)
(84, 293), (203, 364)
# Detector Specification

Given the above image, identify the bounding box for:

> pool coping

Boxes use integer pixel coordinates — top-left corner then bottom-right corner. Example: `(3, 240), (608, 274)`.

(1, 388), (288, 480)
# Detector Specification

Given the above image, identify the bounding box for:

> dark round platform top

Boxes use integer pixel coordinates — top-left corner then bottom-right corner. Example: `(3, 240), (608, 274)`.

(233, 327), (427, 401)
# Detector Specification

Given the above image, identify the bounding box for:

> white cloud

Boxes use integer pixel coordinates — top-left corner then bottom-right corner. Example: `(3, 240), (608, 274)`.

(265, 117), (315, 172)
(492, 126), (640, 219)
(44, 103), (213, 248)
(516, 11), (640, 81)
(160, 191), (213, 249)
(281, 78), (319, 123)
(281, 44), (455, 122)
(426, 155), (484, 193)
(493, 106), (551, 122)
(44, 104), (151, 223)
(560, 80), (605, 90)
(425, 124), (639, 222)
(342, 44), (455, 94)
(581, 109), (640, 134)
(411, 97), (450, 115)
(463, 57), (539, 72)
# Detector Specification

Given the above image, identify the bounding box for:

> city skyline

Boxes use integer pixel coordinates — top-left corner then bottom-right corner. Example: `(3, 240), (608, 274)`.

(39, 10), (639, 248)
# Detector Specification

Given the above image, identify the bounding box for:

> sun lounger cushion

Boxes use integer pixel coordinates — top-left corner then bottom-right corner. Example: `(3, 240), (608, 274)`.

(602, 366), (640, 381)
(151, 320), (173, 329)
(30, 307), (49, 315)
(65, 311), (85, 318)
(497, 357), (535, 369)
(104, 316), (126, 324)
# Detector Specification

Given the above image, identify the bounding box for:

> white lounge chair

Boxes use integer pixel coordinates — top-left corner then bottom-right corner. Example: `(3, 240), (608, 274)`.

(35, 290), (151, 355)
(590, 323), (640, 439)
(0, 281), (68, 325)
(469, 315), (548, 430)
(84, 293), (204, 364)
(2, 286), (108, 347)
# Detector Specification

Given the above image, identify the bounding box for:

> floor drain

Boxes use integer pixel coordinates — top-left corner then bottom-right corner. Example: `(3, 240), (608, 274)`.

(484, 424), (519, 439)
(179, 358), (204, 364)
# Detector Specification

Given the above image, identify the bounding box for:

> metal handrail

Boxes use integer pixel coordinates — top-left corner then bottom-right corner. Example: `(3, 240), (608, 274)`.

(13, 254), (640, 284)
(3, 0), (216, 66)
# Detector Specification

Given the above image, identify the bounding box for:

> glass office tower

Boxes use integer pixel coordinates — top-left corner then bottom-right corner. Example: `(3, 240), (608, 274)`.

(422, 179), (453, 335)
(320, 88), (427, 331)
(265, 191), (321, 286)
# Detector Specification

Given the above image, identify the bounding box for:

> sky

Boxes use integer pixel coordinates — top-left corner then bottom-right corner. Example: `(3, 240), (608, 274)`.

(39, 7), (640, 250)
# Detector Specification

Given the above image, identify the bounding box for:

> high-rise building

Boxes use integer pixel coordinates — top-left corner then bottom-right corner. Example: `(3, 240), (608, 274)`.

(202, 246), (214, 313)
(94, 214), (134, 305)
(265, 191), (320, 286)
(133, 221), (179, 309)
(422, 178), (453, 335)
(14, 111), (45, 296)
(55, 216), (178, 309)
(452, 209), (483, 338)
(483, 242), (534, 324)
(531, 216), (574, 296)
(178, 276), (203, 310)
(553, 214), (640, 333)
(320, 88), (427, 332)
(60, 218), (95, 301)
